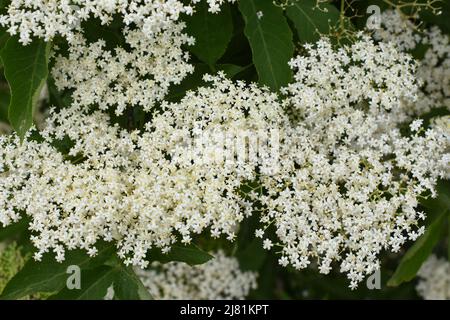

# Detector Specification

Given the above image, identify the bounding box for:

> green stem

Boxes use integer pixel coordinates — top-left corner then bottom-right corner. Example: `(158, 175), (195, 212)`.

(340, 0), (345, 30)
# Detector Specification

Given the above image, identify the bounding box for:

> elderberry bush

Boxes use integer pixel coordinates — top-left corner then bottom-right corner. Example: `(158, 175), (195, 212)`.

(0, 0), (448, 300)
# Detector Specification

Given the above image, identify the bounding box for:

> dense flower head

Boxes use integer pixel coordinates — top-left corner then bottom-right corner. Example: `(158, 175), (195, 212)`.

(259, 124), (447, 288)
(0, 74), (287, 267)
(430, 115), (450, 179)
(152, 73), (288, 175)
(416, 255), (450, 300)
(283, 34), (419, 130)
(372, 10), (420, 52)
(0, 1), (448, 290)
(0, 0), (235, 44)
(51, 25), (194, 115)
(374, 10), (450, 115)
(136, 250), (258, 299)
(1, 38), (449, 287)
(256, 36), (449, 289)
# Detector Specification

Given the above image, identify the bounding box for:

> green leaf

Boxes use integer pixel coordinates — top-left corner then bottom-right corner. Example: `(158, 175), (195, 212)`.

(238, 0), (294, 90)
(185, 1), (233, 68)
(0, 85), (10, 123)
(286, 0), (340, 43)
(0, 0), (8, 11)
(113, 264), (152, 300)
(217, 63), (251, 78)
(419, 180), (450, 219)
(433, 180), (450, 210)
(167, 63), (210, 102)
(48, 266), (116, 300)
(0, 219), (29, 242)
(167, 63), (247, 102)
(249, 255), (276, 299)
(0, 31), (8, 61)
(49, 254), (153, 300)
(236, 237), (267, 271)
(80, 16), (126, 52)
(448, 216), (450, 262)
(0, 37), (51, 140)
(387, 211), (448, 287)
(235, 214), (267, 271)
(0, 243), (115, 299)
(420, 1), (450, 35)
(147, 244), (213, 266)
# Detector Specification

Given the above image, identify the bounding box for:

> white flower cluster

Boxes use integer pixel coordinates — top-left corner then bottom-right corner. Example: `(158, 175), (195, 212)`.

(0, 1), (448, 288)
(51, 25), (194, 115)
(257, 36), (449, 289)
(372, 10), (420, 52)
(0, 0), (236, 117)
(416, 255), (450, 300)
(283, 34), (419, 127)
(431, 115), (450, 179)
(153, 73), (288, 174)
(136, 250), (257, 299)
(0, 0), (233, 44)
(432, 115), (450, 136)
(374, 10), (450, 115)
(0, 74), (285, 267)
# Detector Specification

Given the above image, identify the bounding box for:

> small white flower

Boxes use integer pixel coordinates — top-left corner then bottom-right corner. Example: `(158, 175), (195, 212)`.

(255, 229), (264, 238)
(374, 10), (450, 116)
(263, 239), (273, 250)
(410, 119), (423, 132)
(52, 26), (194, 115)
(278, 256), (289, 267)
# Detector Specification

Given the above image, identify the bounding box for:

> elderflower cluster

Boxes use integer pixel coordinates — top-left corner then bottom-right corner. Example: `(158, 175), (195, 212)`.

(0, 74), (286, 267)
(283, 34), (419, 127)
(416, 255), (450, 300)
(256, 36), (449, 289)
(0, 0), (448, 288)
(431, 115), (450, 179)
(374, 10), (450, 115)
(1, 37), (448, 289)
(51, 25), (194, 115)
(136, 250), (257, 299)
(152, 73), (288, 175)
(372, 10), (420, 52)
(0, 0), (233, 44)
